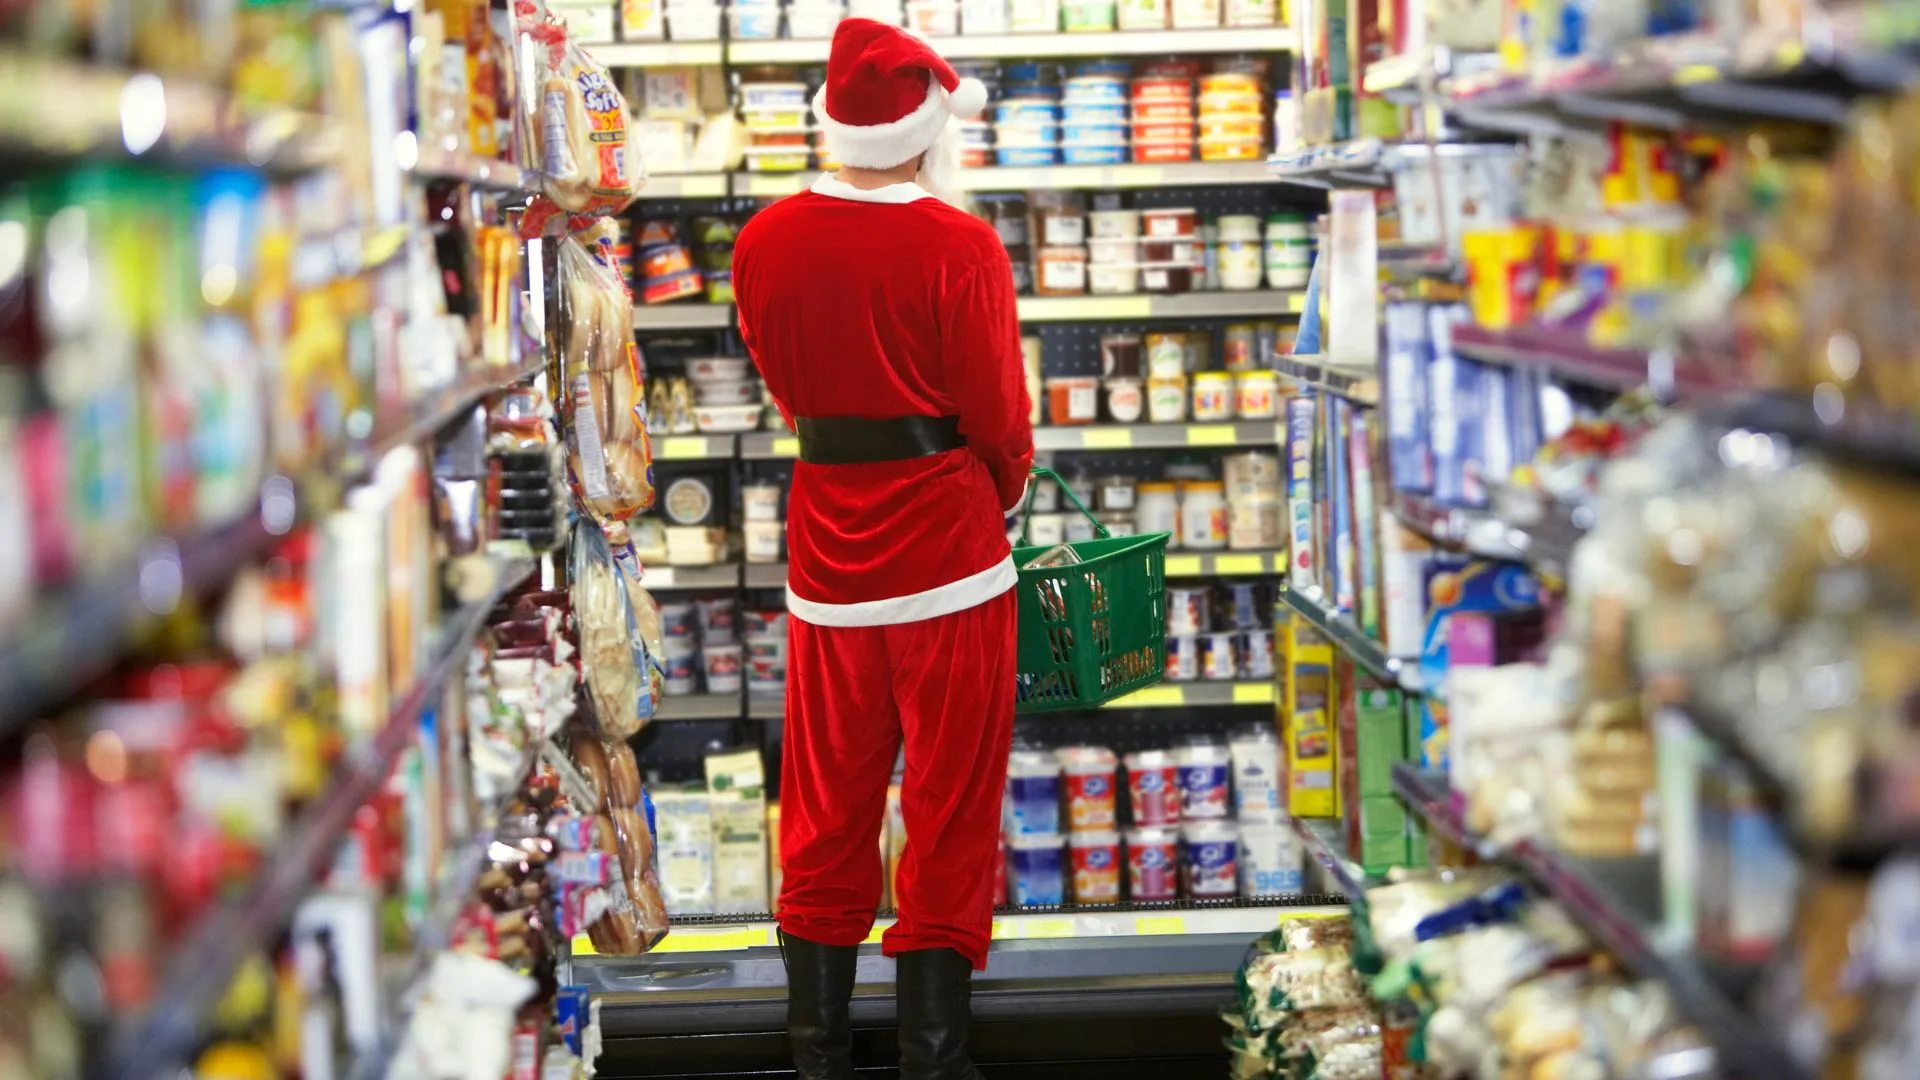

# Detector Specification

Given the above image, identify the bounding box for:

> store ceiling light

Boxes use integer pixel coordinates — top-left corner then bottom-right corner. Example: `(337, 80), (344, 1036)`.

(119, 73), (167, 156)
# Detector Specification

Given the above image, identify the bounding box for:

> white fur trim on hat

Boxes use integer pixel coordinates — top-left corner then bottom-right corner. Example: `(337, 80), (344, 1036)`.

(813, 79), (951, 169)
(949, 77), (987, 119)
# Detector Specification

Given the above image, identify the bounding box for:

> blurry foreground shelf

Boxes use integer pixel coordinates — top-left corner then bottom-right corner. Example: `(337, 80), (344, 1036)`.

(104, 556), (541, 1080)
(1276, 584), (1423, 693)
(1391, 765), (1811, 1080)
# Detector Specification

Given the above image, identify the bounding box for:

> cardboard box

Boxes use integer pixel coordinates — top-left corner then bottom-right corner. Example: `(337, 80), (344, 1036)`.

(1280, 614), (1339, 818)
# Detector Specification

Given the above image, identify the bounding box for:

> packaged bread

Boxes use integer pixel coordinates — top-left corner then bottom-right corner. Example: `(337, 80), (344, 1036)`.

(523, 18), (644, 232)
(571, 521), (645, 737)
(606, 741), (643, 808)
(554, 236), (654, 525)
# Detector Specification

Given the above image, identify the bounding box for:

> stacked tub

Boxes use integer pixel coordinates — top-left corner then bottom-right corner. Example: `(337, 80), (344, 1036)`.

(1197, 70), (1264, 161)
(1131, 65), (1195, 163)
(741, 81), (811, 172)
(995, 63), (1060, 167)
(787, 0), (844, 36)
(1059, 66), (1128, 166)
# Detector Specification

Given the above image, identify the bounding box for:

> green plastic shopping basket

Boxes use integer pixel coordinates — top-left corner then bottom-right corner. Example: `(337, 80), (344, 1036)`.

(1013, 466), (1170, 713)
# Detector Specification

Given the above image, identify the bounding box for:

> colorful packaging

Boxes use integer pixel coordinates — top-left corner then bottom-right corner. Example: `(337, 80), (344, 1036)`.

(1008, 833), (1066, 906)
(1058, 746), (1119, 831)
(1069, 830), (1123, 905)
(1124, 750), (1181, 827)
(1183, 820), (1240, 898)
(1006, 750), (1063, 836)
(1175, 741), (1231, 820)
(1229, 728), (1283, 822)
(1126, 828), (1180, 901)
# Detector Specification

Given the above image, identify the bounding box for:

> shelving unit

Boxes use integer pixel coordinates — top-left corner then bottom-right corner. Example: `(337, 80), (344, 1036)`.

(409, 143), (536, 193)
(1390, 765), (1810, 1080)
(1448, 323), (1731, 397)
(1387, 489), (1588, 580)
(635, 291), (1305, 331)
(643, 563), (741, 590)
(1161, 550), (1285, 577)
(1032, 420), (1283, 451)
(661, 160), (1287, 201)
(1291, 817), (1370, 896)
(344, 356), (549, 481)
(661, 680), (1275, 722)
(722, 26), (1296, 65)
(1272, 353), (1379, 405)
(591, 41), (724, 66)
(104, 556), (542, 1080)
(1276, 584), (1419, 691)
(632, 303), (736, 330)
(654, 433), (739, 461)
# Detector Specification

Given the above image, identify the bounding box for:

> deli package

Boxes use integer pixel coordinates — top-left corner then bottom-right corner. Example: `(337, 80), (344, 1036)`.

(553, 234), (653, 525)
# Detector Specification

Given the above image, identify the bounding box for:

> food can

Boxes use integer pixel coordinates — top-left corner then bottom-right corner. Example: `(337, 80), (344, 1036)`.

(1008, 833), (1066, 906)
(1182, 820), (1240, 897)
(1165, 634), (1200, 680)
(1126, 828), (1180, 901)
(1124, 750), (1181, 826)
(1069, 830), (1123, 904)
(1200, 631), (1239, 680)
(1058, 745), (1119, 830)
(1175, 741), (1232, 819)
(1165, 585), (1209, 635)
(1006, 749), (1063, 836)
(1228, 582), (1264, 628)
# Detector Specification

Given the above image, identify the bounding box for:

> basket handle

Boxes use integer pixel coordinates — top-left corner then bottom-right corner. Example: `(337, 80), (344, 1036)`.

(1017, 465), (1111, 546)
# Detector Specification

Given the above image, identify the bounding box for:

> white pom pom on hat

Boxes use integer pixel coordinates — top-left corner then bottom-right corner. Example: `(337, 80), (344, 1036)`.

(812, 18), (989, 169)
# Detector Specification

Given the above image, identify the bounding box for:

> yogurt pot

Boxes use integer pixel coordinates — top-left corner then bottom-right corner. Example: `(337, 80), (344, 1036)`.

(1058, 745), (1119, 830)
(1165, 585), (1208, 635)
(1146, 376), (1186, 423)
(663, 653), (699, 695)
(703, 642), (743, 694)
(1200, 631), (1239, 680)
(1126, 828), (1181, 901)
(1176, 741), (1232, 819)
(1183, 820), (1240, 897)
(1239, 820), (1304, 897)
(1165, 634), (1200, 680)
(744, 519), (784, 563)
(742, 481), (783, 521)
(1008, 833), (1066, 906)
(1124, 750), (1181, 827)
(659, 602), (697, 638)
(1229, 728), (1283, 821)
(1069, 830), (1123, 904)
(1006, 749), (1063, 836)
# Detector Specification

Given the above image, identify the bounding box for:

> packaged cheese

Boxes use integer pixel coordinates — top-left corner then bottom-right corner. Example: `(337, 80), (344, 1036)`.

(653, 787), (716, 915)
(706, 748), (770, 914)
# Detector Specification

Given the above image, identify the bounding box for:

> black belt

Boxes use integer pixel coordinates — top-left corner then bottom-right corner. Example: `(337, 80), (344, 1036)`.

(794, 415), (965, 465)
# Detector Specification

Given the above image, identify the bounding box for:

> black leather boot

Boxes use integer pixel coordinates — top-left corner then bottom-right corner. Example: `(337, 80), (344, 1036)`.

(896, 948), (985, 1080)
(781, 930), (859, 1080)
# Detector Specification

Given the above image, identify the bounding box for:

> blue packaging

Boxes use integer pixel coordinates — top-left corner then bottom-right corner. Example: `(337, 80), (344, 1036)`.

(1383, 301), (1432, 492)
(1416, 560), (1542, 769)
(997, 146), (1060, 166)
(1062, 120), (1127, 143)
(996, 98), (1060, 123)
(1182, 821), (1239, 898)
(1070, 59), (1130, 78)
(1005, 751), (1062, 835)
(1060, 101), (1129, 123)
(1062, 143), (1128, 165)
(1008, 834), (1065, 906)
(555, 987), (591, 1054)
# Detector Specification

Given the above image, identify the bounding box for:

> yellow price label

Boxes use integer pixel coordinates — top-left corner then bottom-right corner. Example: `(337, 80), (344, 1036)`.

(1233, 682), (1276, 705)
(990, 919), (1007, 940)
(1023, 918), (1076, 940)
(1081, 427), (1134, 450)
(863, 925), (889, 944)
(658, 436), (709, 459)
(651, 926), (775, 953)
(1109, 684), (1183, 708)
(1287, 292), (1308, 313)
(1774, 42), (1805, 69)
(572, 933), (597, 956)
(1214, 554), (1263, 575)
(771, 437), (801, 457)
(1134, 915), (1186, 936)
(1163, 555), (1202, 577)
(1185, 425), (1239, 447)
(1674, 64), (1721, 84)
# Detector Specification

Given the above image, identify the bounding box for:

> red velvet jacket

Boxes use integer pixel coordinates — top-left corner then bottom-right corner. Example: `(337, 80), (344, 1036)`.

(732, 175), (1034, 626)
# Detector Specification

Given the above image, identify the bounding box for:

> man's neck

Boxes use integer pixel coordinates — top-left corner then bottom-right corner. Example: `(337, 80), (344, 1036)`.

(835, 162), (921, 189)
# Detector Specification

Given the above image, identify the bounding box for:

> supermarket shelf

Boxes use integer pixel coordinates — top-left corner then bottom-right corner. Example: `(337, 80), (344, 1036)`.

(636, 172), (731, 199)
(105, 556), (541, 1080)
(1273, 352), (1378, 405)
(739, 431), (802, 459)
(732, 160), (1283, 198)
(409, 144), (535, 193)
(726, 26), (1297, 65)
(1388, 488), (1588, 579)
(1017, 289), (1304, 321)
(1103, 680), (1273, 709)
(632, 302), (735, 330)
(1276, 583), (1420, 691)
(656, 692), (745, 721)
(0, 509), (286, 732)
(1268, 138), (1519, 188)
(643, 563), (741, 590)
(653, 433), (738, 460)
(1161, 550), (1285, 578)
(1451, 323), (1719, 396)
(344, 356), (547, 480)
(1291, 817), (1370, 897)
(747, 693), (784, 720)
(576, 898), (1343, 957)
(1032, 420), (1281, 451)
(1715, 392), (1920, 478)
(594, 40), (725, 66)
(1391, 765), (1808, 1080)
(743, 562), (788, 588)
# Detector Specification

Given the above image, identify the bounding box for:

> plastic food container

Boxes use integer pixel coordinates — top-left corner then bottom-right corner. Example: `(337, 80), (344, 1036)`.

(997, 145), (1059, 166)
(1059, 746), (1119, 830)
(1125, 751), (1181, 826)
(664, 1), (722, 38)
(1060, 0), (1115, 29)
(1063, 120), (1127, 143)
(1069, 831), (1122, 904)
(1200, 72), (1261, 97)
(744, 520), (784, 561)
(1088, 263), (1137, 294)
(703, 642), (743, 693)
(961, 0), (1010, 32)
(1062, 142), (1128, 165)
(741, 104), (810, 128)
(1087, 209), (1139, 239)
(747, 129), (811, 148)
(1139, 238), (1196, 264)
(905, 0), (960, 32)
(1007, 0), (1059, 31)
(1008, 833), (1065, 906)
(1116, 0), (1167, 28)
(1197, 89), (1264, 116)
(741, 81), (809, 108)
(1007, 750), (1063, 835)
(1141, 207), (1199, 237)
(1062, 75), (1127, 102)
(689, 357), (750, 381)
(728, 4), (783, 37)
(1132, 139), (1194, 163)
(1132, 75), (1191, 101)
(1087, 236), (1135, 264)
(1234, 370), (1279, 418)
(1190, 372), (1233, 421)
(1200, 136), (1264, 161)
(1045, 376), (1099, 423)
(695, 404), (762, 432)
(1200, 631), (1238, 680)
(1139, 262), (1194, 294)
(1126, 828), (1180, 900)
(1132, 119), (1195, 143)
(1170, 0), (1220, 26)
(997, 97), (1061, 124)
(995, 121), (1061, 146)
(787, 4), (844, 35)
(1182, 820), (1239, 897)
(693, 380), (757, 406)
(743, 146), (811, 171)
(1199, 115), (1264, 139)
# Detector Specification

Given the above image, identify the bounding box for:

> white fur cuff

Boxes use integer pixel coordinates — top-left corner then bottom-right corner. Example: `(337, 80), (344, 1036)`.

(814, 80), (951, 170)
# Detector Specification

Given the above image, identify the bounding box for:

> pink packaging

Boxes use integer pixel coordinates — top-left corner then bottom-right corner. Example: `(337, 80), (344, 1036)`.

(1126, 827), (1180, 901)
(1058, 746), (1118, 831)
(1069, 830), (1122, 905)
(1124, 750), (1181, 827)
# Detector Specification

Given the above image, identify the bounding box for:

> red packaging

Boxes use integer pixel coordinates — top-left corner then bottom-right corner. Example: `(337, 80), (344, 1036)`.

(1058, 746), (1118, 831)
(1126, 828), (1179, 901)
(1123, 750), (1181, 827)
(1069, 831), (1122, 905)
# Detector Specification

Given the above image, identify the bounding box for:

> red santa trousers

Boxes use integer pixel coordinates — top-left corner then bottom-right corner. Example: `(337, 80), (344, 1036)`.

(776, 589), (1016, 970)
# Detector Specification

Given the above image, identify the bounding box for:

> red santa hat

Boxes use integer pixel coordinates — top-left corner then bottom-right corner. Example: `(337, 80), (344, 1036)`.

(811, 18), (989, 170)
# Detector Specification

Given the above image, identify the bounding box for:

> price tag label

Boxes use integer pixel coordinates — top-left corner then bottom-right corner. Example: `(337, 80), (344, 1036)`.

(1134, 915), (1186, 936)
(1108, 684), (1182, 709)
(1081, 428), (1134, 450)
(990, 919), (1007, 940)
(1023, 918), (1076, 940)
(651, 926), (773, 953)
(1163, 555), (1202, 577)
(1214, 554), (1263, 575)
(1186, 425), (1239, 447)
(657, 437), (708, 460)
(863, 924), (889, 944)
(771, 437), (801, 458)
(1674, 64), (1721, 84)
(1287, 292), (1309, 314)
(1233, 683), (1276, 705)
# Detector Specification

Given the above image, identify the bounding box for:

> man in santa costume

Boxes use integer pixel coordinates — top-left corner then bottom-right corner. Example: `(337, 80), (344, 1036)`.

(730, 17), (1030, 1080)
